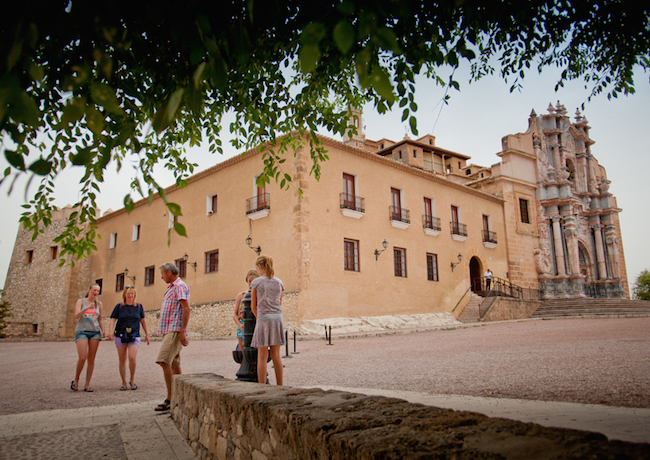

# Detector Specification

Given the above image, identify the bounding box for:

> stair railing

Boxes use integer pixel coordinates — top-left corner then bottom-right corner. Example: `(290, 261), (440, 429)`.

(452, 286), (473, 315)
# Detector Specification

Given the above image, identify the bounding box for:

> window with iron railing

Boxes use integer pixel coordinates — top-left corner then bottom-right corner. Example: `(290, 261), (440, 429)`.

(422, 215), (441, 231)
(482, 230), (498, 244)
(450, 221), (468, 237)
(340, 193), (365, 213)
(246, 193), (270, 214)
(389, 206), (410, 224)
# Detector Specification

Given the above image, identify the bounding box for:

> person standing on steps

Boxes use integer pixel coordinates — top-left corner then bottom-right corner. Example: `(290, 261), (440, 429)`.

(484, 268), (493, 290)
(154, 262), (190, 411)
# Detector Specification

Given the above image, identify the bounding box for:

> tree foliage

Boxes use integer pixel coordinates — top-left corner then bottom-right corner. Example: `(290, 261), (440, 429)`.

(1, 0), (649, 262)
(633, 269), (650, 301)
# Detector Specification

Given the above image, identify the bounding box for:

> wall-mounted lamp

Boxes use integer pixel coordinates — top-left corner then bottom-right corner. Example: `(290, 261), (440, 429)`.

(450, 253), (463, 272)
(246, 236), (262, 255)
(374, 239), (389, 260)
(123, 268), (135, 283)
(183, 253), (197, 271)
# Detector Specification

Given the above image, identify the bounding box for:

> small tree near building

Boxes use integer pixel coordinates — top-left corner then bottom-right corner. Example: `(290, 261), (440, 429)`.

(633, 270), (650, 301)
(0, 290), (12, 338)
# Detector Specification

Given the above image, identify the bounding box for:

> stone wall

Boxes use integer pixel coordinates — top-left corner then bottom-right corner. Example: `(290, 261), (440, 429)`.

(3, 207), (93, 338)
(121, 291), (300, 338)
(172, 374), (649, 459)
(482, 297), (542, 322)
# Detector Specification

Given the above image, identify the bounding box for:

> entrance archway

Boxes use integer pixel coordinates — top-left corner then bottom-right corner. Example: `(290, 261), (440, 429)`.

(469, 257), (482, 292)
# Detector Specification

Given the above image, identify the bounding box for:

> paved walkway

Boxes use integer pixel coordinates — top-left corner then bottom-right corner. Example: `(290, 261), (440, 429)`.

(0, 401), (196, 460)
(1, 388), (648, 459)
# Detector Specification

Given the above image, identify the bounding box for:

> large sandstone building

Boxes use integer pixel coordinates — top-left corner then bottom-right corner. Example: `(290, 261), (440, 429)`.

(3, 103), (628, 337)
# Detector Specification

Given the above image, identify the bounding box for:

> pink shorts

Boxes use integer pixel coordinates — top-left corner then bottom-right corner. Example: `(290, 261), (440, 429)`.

(115, 337), (141, 347)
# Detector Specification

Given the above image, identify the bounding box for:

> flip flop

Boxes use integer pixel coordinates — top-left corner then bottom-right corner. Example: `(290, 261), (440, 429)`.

(119, 386), (128, 391)
(130, 383), (138, 390)
(84, 387), (94, 392)
(70, 381), (78, 391)
(154, 399), (170, 411)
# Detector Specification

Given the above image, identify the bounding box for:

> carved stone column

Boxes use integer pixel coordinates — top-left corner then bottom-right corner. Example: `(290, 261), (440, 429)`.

(551, 216), (566, 275)
(591, 223), (608, 280)
(605, 225), (620, 279)
(563, 216), (580, 275)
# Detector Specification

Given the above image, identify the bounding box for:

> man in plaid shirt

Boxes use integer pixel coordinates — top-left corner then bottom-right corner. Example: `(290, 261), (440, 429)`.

(154, 262), (191, 411)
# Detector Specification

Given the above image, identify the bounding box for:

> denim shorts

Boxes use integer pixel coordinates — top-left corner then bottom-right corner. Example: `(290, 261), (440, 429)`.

(75, 330), (101, 341)
(115, 337), (141, 347)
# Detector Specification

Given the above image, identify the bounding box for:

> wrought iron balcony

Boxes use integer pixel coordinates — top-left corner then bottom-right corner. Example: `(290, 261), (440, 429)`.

(482, 229), (498, 244)
(246, 193), (270, 215)
(450, 221), (468, 237)
(389, 206), (410, 224)
(422, 215), (441, 231)
(339, 193), (365, 213)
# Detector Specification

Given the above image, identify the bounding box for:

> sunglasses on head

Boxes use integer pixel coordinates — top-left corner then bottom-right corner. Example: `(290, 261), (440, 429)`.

(124, 286), (135, 289)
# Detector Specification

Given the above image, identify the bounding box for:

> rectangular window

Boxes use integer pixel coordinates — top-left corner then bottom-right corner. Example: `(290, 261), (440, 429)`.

(116, 273), (125, 291)
(110, 232), (117, 249)
(256, 181), (268, 209)
(344, 239), (359, 272)
(144, 266), (155, 286)
(482, 214), (490, 233)
(207, 193), (218, 214)
(342, 173), (356, 208)
(519, 198), (530, 224)
(393, 247), (407, 277)
(423, 197), (433, 218)
(176, 258), (187, 279)
(50, 246), (58, 260)
(26, 250), (33, 264)
(427, 253), (439, 281)
(205, 250), (219, 274)
(95, 279), (103, 295)
(132, 223), (141, 241)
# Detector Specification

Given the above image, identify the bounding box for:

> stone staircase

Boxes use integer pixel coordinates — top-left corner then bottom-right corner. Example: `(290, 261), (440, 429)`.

(458, 293), (484, 323)
(532, 298), (650, 319)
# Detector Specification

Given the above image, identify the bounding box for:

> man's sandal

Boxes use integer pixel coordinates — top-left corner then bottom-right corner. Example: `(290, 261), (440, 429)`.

(155, 399), (170, 411)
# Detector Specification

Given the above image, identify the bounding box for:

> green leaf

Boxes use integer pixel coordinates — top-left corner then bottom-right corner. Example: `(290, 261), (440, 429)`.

(4, 150), (25, 170)
(90, 82), (125, 116)
(174, 222), (187, 237)
(370, 66), (394, 104)
(28, 158), (52, 175)
(333, 20), (355, 54)
(70, 147), (93, 166)
(124, 195), (134, 213)
(167, 202), (182, 216)
(299, 44), (321, 74)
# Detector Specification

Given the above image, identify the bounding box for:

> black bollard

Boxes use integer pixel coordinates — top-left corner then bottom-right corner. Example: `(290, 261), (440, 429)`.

(292, 330), (299, 354)
(235, 290), (258, 381)
(324, 325), (328, 341)
(282, 330), (292, 358)
(327, 325), (333, 345)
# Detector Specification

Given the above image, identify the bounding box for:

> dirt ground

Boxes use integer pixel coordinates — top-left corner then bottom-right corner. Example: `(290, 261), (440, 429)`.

(1, 317), (648, 415)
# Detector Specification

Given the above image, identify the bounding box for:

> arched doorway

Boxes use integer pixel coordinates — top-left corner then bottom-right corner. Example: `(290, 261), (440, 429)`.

(578, 243), (593, 281)
(469, 257), (482, 292)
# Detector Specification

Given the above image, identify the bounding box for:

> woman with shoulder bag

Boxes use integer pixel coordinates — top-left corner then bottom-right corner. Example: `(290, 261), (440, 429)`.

(108, 286), (150, 391)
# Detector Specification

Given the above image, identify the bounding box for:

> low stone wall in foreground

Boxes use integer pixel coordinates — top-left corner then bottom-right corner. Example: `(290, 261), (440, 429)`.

(172, 374), (649, 459)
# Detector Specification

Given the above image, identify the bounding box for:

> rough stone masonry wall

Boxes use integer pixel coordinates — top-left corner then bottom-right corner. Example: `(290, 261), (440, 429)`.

(125, 291), (300, 338)
(172, 374), (648, 460)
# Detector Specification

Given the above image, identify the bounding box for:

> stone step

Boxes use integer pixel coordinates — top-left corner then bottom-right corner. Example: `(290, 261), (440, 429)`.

(533, 298), (650, 319)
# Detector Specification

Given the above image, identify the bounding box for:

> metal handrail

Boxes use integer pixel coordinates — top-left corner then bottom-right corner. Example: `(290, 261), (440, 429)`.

(477, 276), (541, 318)
(452, 286), (473, 313)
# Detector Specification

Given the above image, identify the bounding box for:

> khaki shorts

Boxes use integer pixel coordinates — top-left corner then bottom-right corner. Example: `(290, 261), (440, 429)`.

(156, 332), (183, 368)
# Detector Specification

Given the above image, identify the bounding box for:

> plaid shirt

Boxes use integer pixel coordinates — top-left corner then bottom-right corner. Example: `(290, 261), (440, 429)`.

(158, 277), (190, 335)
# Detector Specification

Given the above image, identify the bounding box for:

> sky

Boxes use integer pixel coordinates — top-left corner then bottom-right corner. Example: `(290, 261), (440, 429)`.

(1, 65), (649, 292)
